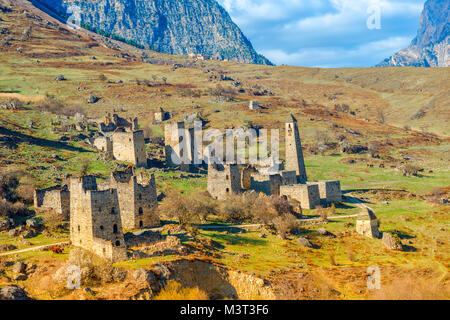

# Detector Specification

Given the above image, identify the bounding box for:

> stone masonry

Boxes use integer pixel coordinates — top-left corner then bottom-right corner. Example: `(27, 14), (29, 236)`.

(309, 181), (342, 205)
(356, 208), (380, 239)
(112, 129), (147, 168)
(280, 184), (321, 210)
(164, 121), (198, 170)
(207, 163), (241, 200)
(109, 168), (159, 230)
(34, 185), (70, 219)
(285, 114), (307, 183)
(93, 114), (147, 167)
(69, 176), (128, 262)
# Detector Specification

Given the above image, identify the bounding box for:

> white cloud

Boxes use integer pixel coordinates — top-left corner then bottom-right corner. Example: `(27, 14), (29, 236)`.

(261, 36), (412, 67)
(216, 0), (425, 67)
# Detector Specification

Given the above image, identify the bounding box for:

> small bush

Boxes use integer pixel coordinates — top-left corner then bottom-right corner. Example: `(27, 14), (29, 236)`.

(154, 280), (208, 300)
(401, 164), (422, 176)
(272, 214), (300, 239)
(159, 192), (216, 229)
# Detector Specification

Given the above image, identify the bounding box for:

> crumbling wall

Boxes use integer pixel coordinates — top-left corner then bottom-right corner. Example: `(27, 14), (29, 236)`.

(112, 130), (147, 167)
(315, 181), (342, 204)
(280, 184), (320, 209)
(207, 164), (241, 200)
(34, 186), (70, 219)
(69, 177), (127, 262)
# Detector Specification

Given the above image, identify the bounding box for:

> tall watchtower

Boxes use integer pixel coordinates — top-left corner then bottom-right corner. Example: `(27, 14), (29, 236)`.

(285, 114), (307, 183)
(69, 176), (127, 262)
(110, 168), (159, 230)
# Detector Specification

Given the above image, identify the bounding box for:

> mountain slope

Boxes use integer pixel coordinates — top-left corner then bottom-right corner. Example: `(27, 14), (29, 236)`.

(377, 0), (449, 67)
(32, 0), (272, 65)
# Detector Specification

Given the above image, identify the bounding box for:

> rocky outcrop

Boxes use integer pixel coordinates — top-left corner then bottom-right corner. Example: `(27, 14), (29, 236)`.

(0, 285), (32, 300)
(166, 259), (275, 299)
(32, 0), (272, 65)
(377, 0), (449, 67)
(382, 232), (404, 251)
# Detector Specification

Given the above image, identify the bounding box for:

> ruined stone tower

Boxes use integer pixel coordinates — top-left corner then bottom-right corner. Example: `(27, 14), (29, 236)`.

(164, 122), (195, 169)
(69, 176), (127, 262)
(110, 168), (159, 230)
(207, 163), (241, 200)
(112, 130), (147, 168)
(285, 114), (307, 183)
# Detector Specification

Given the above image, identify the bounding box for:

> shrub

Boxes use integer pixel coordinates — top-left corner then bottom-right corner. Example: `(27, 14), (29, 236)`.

(79, 158), (91, 176)
(272, 214), (300, 239)
(154, 280), (208, 300)
(159, 192), (215, 229)
(401, 164), (422, 176)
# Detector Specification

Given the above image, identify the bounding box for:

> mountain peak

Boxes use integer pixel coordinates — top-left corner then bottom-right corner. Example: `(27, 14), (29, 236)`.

(33, 0), (272, 65)
(377, 0), (449, 67)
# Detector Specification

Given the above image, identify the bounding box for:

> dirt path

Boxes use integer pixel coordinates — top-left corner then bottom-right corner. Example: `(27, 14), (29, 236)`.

(0, 242), (70, 257)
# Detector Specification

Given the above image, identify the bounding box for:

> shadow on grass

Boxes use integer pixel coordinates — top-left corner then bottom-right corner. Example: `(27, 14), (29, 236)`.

(342, 195), (372, 205)
(0, 90), (21, 94)
(0, 126), (90, 153)
(207, 233), (268, 246)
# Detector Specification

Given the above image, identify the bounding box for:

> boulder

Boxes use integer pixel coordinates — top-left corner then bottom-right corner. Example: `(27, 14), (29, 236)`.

(87, 94), (99, 104)
(133, 268), (160, 293)
(26, 219), (38, 229)
(382, 233), (404, 251)
(12, 261), (27, 274)
(21, 230), (35, 239)
(0, 285), (31, 300)
(317, 228), (329, 236)
(8, 228), (18, 237)
(297, 237), (313, 248)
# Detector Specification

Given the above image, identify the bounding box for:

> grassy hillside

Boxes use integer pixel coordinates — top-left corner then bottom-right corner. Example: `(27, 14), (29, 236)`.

(0, 0), (448, 301)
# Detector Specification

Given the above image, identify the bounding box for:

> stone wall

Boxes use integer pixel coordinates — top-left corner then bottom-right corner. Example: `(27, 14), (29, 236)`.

(110, 169), (159, 230)
(34, 186), (70, 219)
(280, 184), (320, 209)
(112, 130), (147, 167)
(93, 135), (113, 158)
(207, 164), (241, 200)
(69, 176), (127, 262)
(356, 219), (380, 239)
(250, 173), (282, 196)
(314, 181), (342, 204)
(164, 122), (186, 167)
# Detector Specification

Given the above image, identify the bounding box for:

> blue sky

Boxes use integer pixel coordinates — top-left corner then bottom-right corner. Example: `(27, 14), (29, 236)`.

(217, 0), (426, 67)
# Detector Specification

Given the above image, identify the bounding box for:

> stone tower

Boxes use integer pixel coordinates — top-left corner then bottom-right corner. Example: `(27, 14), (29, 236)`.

(69, 176), (127, 262)
(112, 130), (147, 168)
(164, 122), (195, 169)
(285, 114), (307, 183)
(110, 168), (159, 230)
(207, 163), (241, 200)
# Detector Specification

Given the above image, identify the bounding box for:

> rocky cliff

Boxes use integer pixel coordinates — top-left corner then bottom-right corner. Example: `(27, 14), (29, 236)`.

(32, 0), (272, 65)
(377, 0), (449, 67)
